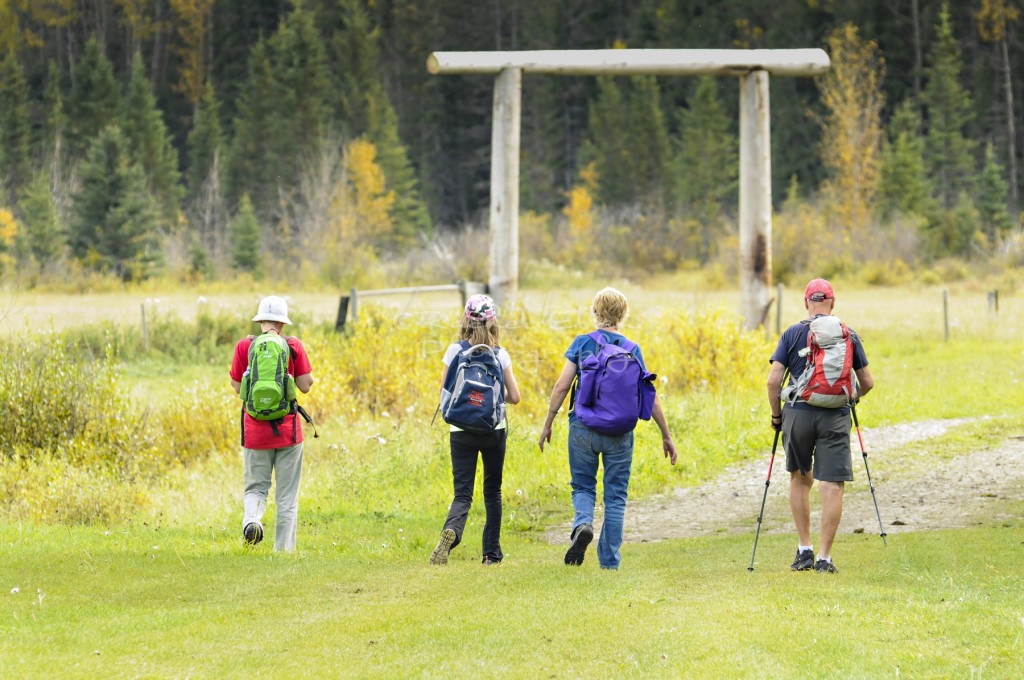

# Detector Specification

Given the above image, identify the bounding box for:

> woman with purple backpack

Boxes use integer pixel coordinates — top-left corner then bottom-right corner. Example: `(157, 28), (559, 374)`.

(538, 287), (677, 570)
(430, 294), (521, 566)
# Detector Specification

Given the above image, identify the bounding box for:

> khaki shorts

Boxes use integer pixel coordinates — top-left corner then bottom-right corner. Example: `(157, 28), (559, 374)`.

(782, 408), (853, 482)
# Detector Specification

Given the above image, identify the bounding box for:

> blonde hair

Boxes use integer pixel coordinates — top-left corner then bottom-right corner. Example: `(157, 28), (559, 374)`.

(592, 287), (628, 328)
(460, 315), (501, 346)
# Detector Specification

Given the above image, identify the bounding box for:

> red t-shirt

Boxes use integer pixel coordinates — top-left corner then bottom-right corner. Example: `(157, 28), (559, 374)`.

(230, 335), (313, 449)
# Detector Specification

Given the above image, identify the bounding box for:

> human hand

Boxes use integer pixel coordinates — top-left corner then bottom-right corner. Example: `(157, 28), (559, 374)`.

(771, 414), (782, 432)
(663, 436), (677, 465)
(538, 425), (552, 452)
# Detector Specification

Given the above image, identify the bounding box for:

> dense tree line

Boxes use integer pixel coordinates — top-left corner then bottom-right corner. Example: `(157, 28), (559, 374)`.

(0, 0), (1019, 283)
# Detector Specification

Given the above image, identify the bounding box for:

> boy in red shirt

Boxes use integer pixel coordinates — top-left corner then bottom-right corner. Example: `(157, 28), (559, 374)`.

(229, 296), (314, 551)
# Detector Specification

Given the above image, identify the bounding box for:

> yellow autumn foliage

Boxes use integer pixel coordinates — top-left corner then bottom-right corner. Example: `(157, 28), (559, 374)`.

(0, 207), (19, 272)
(560, 162), (598, 265)
(819, 23), (885, 234)
(321, 137), (397, 285)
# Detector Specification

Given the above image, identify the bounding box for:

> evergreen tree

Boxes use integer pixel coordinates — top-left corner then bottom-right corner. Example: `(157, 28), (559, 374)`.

(269, 5), (331, 154)
(925, 191), (978, 257)
(187, 82), (225, 200)
(70, 126), (161, 281)
(0, 50), (30, 203)
(122, 55), (181, 226)
(230, 8), (331, 218)
(977, 142), (1012, 242)
(584, 77), (632, 206)
(228, 40), (276, 208)
(18, 171), (62, 267)
(628, 76), (672, 208)
(230, 193), (261, 274)
(878, 100), (933, 219)
(675, 76), (737, 263)
(331, 0), (432, 241)
(67, 37), (121, 156)
(42, 60), (67, 155)
(921, 4), (977, 210)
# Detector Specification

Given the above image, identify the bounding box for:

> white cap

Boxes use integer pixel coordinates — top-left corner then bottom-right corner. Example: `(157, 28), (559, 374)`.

(252, 296), (292, 325)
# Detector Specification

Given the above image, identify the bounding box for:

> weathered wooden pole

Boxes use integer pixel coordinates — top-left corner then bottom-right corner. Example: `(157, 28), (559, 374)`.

(739, 70), (773, 331)
(488, 68), (522, 307)
(427, 49), (829, 322)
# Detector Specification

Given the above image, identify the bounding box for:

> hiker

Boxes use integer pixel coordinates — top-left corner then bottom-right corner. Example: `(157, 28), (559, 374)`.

(229, 296), (315, 552)
(538, 287), (677, 570)
(430, 294), (521, 566)
(766, 278), (874, 573)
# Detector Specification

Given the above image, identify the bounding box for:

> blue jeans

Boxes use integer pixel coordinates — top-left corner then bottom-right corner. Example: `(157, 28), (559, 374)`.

(567, 420), (634, 569)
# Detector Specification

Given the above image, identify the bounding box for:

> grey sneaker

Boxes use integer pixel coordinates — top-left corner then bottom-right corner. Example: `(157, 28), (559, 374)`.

(564, 524), (594, 565)
(814, 558), (838, 574)
(243, 522), (263, 546)
(430, 528), (456, 565)
(790, 548), (815, 571)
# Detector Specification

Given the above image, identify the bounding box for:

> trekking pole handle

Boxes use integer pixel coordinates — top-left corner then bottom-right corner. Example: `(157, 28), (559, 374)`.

(851, 405), (867, 456)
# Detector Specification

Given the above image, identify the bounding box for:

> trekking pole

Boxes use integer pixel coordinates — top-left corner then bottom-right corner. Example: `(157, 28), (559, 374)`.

(851, 405), (887, 546)
(747, 429), (781, 572)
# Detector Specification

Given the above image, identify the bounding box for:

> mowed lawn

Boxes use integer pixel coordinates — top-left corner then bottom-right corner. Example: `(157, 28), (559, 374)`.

(2, 517), (1022, 678)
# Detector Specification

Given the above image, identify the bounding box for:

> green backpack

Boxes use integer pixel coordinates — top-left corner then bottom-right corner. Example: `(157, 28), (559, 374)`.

(240, 333), (296, 421)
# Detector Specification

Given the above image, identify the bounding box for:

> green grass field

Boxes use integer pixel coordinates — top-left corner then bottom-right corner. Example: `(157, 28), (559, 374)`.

(2, 283), (1024, 677)
(3, 518), (1022, 678)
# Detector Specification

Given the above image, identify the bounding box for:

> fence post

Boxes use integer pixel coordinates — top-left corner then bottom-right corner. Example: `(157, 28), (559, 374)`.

(943, 289), (949, 341)
(350, 287), (358, 322)
(141, 303), (149, 353)
(986, 289), (1000, 316)
(775, 283), (783, 335)
(335, 296), (350, 331)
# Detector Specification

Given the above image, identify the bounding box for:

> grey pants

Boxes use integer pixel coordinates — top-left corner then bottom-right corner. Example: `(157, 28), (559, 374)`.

(242, 444), (303, 551)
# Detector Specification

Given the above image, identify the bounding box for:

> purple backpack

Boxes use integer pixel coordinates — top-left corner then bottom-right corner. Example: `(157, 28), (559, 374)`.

(574, 331), (656, 436)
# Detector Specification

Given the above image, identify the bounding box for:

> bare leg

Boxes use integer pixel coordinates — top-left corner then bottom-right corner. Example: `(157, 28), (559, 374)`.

(789, 471), (814, 546)
(818, 480), (845, 559)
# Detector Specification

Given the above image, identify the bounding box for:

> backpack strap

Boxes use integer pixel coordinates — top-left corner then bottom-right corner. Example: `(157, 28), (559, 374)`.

(588, 329), (637, 353)
(284, 335), (297, 362)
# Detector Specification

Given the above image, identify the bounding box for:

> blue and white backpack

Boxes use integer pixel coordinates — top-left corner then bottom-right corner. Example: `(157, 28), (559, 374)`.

(434, 342), (506, 433)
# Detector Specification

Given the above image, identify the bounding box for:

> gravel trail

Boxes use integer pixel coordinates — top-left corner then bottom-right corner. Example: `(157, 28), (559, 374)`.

(546, 418), (1024, 543)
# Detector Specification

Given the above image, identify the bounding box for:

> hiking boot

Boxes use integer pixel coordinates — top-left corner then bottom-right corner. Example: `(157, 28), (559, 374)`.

(243, 522), (263, 546)
(790, 548), (815, 571)
(814, 558), (838, 574)
(430, 528), (456, 565)
(564, 524), (594, 566)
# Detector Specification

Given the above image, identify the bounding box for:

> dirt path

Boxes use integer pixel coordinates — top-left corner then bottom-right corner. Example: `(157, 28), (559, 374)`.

(547, 418), (1024, 544)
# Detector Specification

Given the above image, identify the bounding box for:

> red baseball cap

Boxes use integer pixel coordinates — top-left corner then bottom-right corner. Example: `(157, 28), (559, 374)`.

(804, 278), (834, 302)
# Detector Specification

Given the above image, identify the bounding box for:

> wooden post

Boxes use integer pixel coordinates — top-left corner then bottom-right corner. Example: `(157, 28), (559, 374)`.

(141, 303), (149, 353)
(335, 296), (350, 331)
(350, 287), (358, 322)
(776, 282), (784, 335)
(739, 70), (772, 331)
(488, 68), (522, 307)
(427, 50), (830, 316)
(943, 289), (950, 341)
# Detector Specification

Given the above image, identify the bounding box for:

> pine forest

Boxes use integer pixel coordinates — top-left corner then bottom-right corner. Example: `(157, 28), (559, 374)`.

(0, 0), (1022, 288)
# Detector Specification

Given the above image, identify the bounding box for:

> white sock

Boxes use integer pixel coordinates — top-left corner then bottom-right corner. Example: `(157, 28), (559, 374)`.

(799, 544), (813, 553)
(820, 556), (832, 563)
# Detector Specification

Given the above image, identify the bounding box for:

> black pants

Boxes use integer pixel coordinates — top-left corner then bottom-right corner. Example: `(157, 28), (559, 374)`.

(442, 429), (507, 563)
